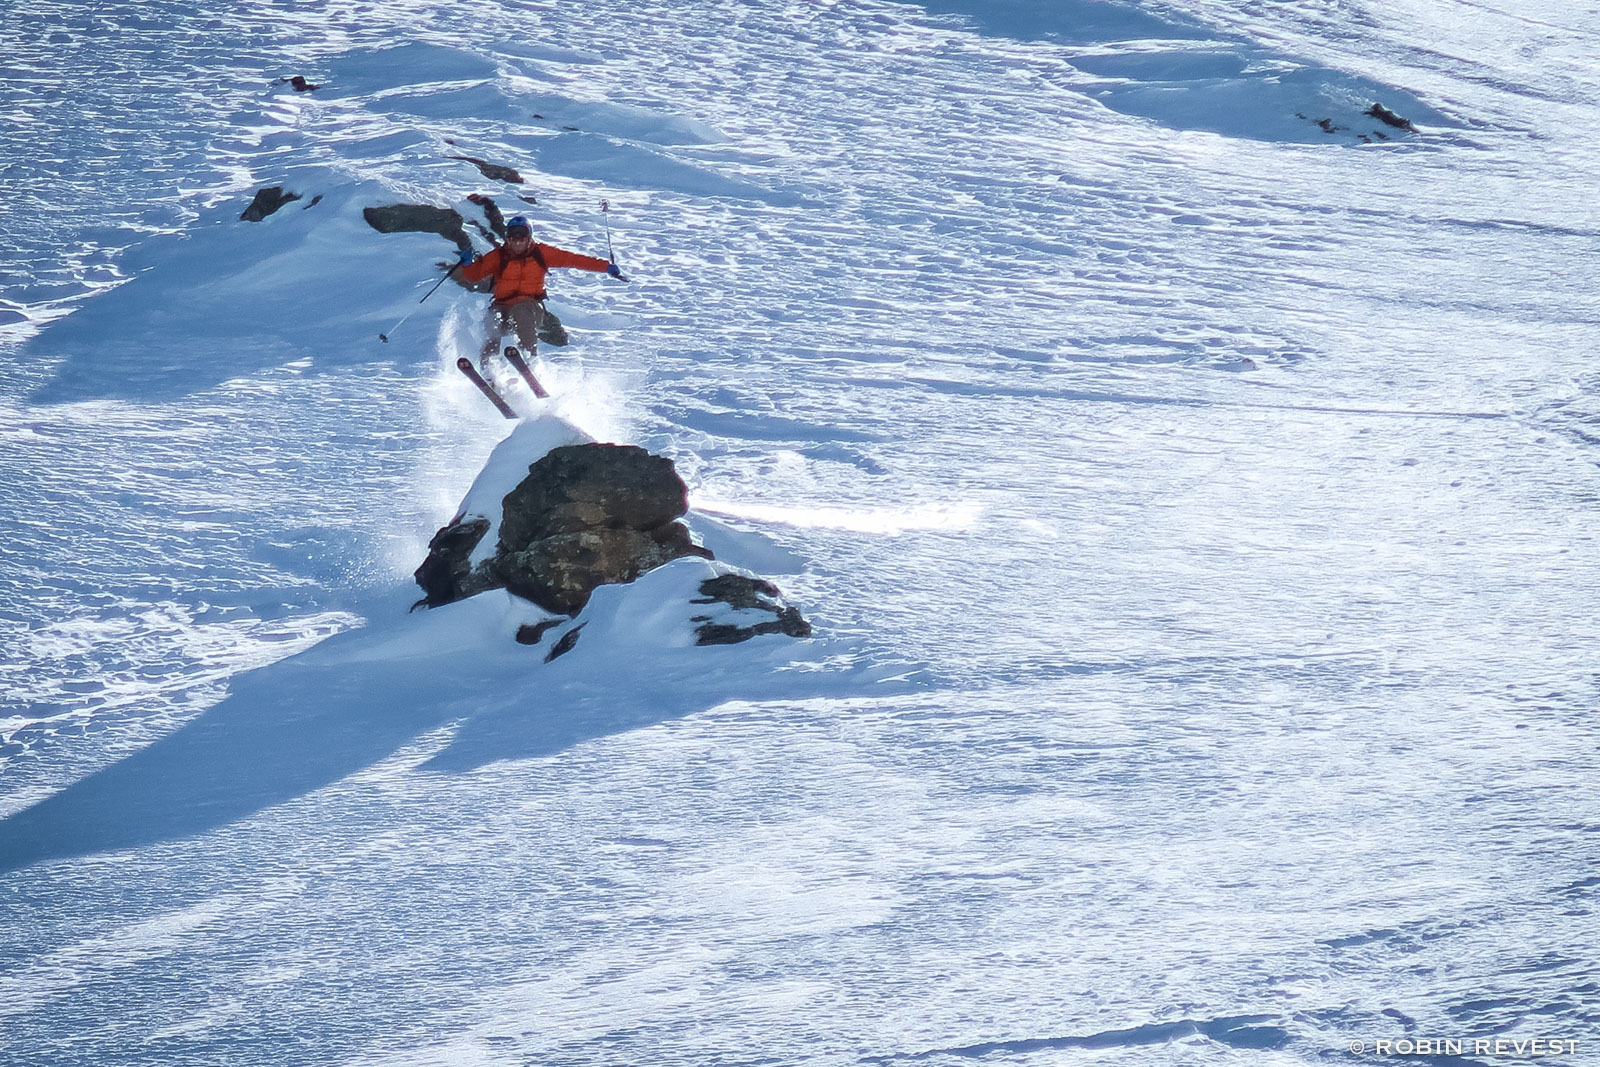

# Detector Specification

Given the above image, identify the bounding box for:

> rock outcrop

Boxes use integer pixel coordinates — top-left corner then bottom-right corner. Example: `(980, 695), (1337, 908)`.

(413, 517), (493, 606)
(241, 186), (302, 221)
(467, 193), (507, 236)
(414, 440), (810, 648)
(1366, 103), (1417, 133)
(416, 443), (712, 615)
(448, 155), (525, 184)
(362, 204), (471, 248)
(691, 574), (812, 645)
(1296, 102), (1419, 143)
(503, 519), (706, 615)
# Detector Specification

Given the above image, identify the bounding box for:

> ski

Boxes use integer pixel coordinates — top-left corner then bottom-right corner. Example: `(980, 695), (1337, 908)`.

(456, 357), (517, 419)
(503, 346), (550, 399)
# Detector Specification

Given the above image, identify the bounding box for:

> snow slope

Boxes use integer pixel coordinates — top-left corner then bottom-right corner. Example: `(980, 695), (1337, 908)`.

(3, 0), (1600, 1063)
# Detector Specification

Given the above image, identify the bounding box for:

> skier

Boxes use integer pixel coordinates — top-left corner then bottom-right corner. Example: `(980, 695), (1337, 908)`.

(455, 215), (621, 369)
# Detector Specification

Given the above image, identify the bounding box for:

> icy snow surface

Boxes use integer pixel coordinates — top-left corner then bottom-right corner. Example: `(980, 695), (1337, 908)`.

(3, 0), (1600, 1063)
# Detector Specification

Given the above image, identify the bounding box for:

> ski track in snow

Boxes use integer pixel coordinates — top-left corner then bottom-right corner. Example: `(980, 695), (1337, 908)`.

(3, 0), (1600, 1064)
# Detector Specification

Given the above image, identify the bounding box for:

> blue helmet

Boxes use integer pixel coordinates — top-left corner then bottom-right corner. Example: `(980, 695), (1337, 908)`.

(506, 215), (532, 235)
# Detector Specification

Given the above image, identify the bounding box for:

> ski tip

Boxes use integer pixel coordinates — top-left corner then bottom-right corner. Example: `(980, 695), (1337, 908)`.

(456, 356), (473, 370)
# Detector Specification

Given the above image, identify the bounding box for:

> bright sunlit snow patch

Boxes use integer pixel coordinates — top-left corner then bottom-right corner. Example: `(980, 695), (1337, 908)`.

(693, 498), (982, 535)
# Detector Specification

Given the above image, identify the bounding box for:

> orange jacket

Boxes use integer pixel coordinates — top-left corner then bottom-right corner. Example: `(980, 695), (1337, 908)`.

(459, 242), (610, 306)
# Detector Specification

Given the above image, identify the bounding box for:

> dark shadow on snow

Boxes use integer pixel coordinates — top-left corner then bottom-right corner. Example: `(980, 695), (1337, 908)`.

(0, 584), (868, 875)
(876, 1014), (1292, 1061)
(0, 601), (457, 874)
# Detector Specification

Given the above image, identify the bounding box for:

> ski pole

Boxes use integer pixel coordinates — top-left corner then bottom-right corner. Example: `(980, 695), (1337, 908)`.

(379, 263), (460, 343)
(599, 200), (629, 281)
(600, 200), (616, 262)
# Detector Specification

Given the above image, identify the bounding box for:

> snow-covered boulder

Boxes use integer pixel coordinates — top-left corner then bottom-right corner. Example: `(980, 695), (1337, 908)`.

(414, 412), (810, 644)
(501, 522), (704, 615)
(497, 443), (687, 547)
(416, 439), (711, 613)
(414, 419), (811, 645)
(517, 558), (814, 662)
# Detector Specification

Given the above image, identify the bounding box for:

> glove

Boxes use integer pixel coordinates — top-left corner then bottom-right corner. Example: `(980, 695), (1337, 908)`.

(606, 261), (622, 278)
(456, 247), (477, 266)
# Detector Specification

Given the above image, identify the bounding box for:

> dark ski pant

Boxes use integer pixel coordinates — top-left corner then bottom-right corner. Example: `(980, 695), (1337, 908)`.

(481, 298), (544, 367)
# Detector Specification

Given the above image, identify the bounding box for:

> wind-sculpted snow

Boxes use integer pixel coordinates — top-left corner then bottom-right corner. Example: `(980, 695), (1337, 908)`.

(525, 133), (807, 205)
(907, 0), (1457, 142)
(26, 180), (450, 402)
(3, 0), (1600, 1063)
(319, 42), (500, 93)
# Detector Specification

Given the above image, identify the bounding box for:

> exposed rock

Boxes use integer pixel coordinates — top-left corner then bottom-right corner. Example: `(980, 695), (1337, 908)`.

(362, 204), (470, 248)
(415, 443), (713, 616)
(467, 193), (507, 237)
(544, 623), (586, 662)
(694, 573), (783, 611)
(413, 517), (493, 607)
(240, 186), (302, 222)
(690, 574), (812, 645)
(449, 155), (526, 184)
(503, 522), (708, 616)
(1298, 105), (1417, 142)
(414, 441), (812, 646)
(1366, 103), (1417, 132)
(515, 619), (563, 646)
(498, 445), (690, 549)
